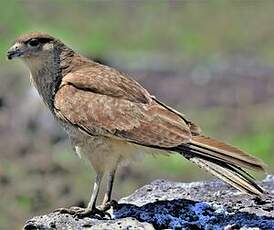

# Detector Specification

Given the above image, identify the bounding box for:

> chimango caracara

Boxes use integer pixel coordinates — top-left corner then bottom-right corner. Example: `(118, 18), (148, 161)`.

(7, 32), (266, 217)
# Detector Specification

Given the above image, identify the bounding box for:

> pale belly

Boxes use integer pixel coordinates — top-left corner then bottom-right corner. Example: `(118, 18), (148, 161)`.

(59, 119), (167, 174)
(74, 134), (140, 173)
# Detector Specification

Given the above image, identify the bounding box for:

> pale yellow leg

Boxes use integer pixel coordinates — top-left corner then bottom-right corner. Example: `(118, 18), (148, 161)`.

(102, 169), (116, 206)
(87, 172), (103, 209)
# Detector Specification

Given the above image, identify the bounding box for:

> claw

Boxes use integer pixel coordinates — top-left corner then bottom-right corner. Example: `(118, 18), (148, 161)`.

(54, 206), (84, 215)
(74, 207), (107, 219)
(98, 200), (119, 212)
(53, 206), (111, 219)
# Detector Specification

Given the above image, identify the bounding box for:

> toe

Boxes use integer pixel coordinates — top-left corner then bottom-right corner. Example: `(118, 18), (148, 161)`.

(76, 207), (111, 219)
(53, 206), (111, 219)
(74, 209), (92, 218)
(110, 200), (118, 209)
(98, 200), (118, 212)
(54, 206), (85, 215)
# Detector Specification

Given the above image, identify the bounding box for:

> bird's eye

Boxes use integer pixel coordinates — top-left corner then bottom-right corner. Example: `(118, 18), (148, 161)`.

(28, 39), (40, 47)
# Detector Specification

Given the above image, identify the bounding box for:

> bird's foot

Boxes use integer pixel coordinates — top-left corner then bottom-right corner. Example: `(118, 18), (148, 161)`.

(54, 206), (111, 219)
(98, 200), (118, 212)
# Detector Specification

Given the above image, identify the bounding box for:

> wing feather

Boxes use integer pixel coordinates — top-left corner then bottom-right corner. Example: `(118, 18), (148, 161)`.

(54, 83), (191, 147)
(61, 65), (151, 103)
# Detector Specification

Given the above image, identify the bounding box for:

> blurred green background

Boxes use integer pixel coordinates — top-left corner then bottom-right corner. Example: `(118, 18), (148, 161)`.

(1, 1), (274, 229)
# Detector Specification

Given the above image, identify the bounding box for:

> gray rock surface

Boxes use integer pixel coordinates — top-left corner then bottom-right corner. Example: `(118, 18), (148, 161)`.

(24, 175), (274, 230)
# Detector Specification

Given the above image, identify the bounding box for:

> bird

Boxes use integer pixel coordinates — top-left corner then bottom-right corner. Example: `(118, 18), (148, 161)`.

(7, 32), (266, 217)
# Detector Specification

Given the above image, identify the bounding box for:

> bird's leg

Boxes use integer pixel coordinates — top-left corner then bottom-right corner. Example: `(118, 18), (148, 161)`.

(87, 172), (103, 210)
(56, 172), (107, 218)
(98, 168), (118, 211)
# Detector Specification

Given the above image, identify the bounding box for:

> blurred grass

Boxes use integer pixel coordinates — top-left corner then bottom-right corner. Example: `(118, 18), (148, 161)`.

(2, 1), (274, 63)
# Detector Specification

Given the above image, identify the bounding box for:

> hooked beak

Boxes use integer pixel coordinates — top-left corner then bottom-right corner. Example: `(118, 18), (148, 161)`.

(7, 43), (25, 60)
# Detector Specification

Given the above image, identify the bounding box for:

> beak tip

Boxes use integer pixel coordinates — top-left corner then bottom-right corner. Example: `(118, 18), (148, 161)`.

(7, 49), (15, 60)
(7, 54), (13, 60)
(7, 43), (23, 60)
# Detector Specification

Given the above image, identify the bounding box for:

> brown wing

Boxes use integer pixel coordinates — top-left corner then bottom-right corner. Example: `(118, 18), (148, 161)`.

(60, 64), (151, 103)
(54, 65), (192, 147)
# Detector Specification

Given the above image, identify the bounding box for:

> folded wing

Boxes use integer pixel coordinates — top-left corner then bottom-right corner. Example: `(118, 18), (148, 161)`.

(54, 64), (192, 147)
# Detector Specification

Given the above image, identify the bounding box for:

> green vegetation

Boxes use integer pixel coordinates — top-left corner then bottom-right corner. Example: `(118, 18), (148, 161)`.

(2, 1), (274, 63)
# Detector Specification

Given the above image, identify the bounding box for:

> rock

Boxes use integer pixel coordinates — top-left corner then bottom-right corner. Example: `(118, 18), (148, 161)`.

(24, 175), (274, 230)
(24, 215), (154, 230)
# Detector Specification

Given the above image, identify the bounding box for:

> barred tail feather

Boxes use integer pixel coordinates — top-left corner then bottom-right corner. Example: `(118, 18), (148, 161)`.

(190, 157), (264, 195)
(173, 135), (266, 196)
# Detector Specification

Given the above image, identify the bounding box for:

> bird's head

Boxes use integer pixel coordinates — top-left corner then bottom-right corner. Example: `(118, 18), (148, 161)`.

(7, 32), (59, 61)
(7, 32), (70, 73)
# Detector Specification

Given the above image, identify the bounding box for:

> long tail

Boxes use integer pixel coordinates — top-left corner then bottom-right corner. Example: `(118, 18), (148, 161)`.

(172, 136), (266, 196)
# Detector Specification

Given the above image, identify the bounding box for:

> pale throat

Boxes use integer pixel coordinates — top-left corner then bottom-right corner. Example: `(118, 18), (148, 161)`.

(23, 51), (62, 111)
